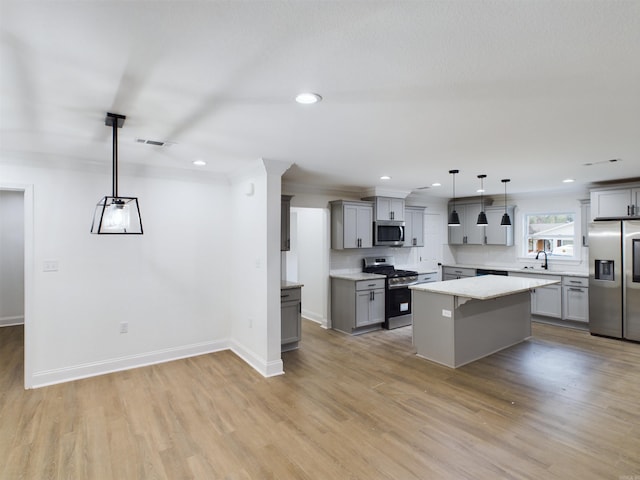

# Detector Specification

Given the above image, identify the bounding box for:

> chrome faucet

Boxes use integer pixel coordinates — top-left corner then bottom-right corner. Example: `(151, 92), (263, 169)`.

(535, 250), (548, 270)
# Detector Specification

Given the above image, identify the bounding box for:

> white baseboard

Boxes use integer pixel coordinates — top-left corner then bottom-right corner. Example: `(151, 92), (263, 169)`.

(301, 309), (327, 328)
(0, 316), (24, 327)
(229, 340), (284, 378)
(31, 339), (229, 388)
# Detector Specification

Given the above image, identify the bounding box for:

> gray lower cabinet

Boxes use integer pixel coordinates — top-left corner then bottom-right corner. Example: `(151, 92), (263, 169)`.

(510, 272), (568, 320)
(442, 266), (476, 281)
(281, 287), (301, 352)
(562, 276), (589, 323)
(416, 272), (438, 284)
(531, 283), (562, 318)
(331, 277), (385, 334)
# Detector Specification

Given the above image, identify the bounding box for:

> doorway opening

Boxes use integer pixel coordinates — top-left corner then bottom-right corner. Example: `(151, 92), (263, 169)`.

(0, 185), (34, 389)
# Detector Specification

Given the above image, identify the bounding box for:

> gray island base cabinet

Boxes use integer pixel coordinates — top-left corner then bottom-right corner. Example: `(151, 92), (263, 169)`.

(410, 275), (559, 368)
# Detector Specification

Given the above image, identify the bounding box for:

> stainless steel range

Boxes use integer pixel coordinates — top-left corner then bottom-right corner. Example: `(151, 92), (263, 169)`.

(362, 256), (418, 329)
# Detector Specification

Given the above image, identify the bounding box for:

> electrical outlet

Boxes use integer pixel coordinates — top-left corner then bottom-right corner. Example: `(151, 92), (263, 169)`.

(120, 322), (128, 334)
(43, 260), (59, 272)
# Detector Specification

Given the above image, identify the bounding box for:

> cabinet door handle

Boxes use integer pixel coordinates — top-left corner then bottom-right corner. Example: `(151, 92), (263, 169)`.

(628, 205), (631, 216)
(582, 235), (586, 246)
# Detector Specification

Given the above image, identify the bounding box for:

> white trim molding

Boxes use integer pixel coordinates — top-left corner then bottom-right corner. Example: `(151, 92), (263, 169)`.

(0, 316), (24, 327)
(229, 339), (284, 378)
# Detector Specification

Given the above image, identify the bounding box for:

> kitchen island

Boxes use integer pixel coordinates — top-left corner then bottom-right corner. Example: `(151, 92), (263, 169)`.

(409, 275), (559, 368)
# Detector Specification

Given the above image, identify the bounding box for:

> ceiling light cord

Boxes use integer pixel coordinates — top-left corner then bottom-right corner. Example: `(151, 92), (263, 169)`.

(112, 118), (118, 198)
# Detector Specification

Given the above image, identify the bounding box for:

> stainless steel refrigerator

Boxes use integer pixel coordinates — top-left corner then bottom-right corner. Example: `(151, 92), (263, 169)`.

(589, 220), (640, 340)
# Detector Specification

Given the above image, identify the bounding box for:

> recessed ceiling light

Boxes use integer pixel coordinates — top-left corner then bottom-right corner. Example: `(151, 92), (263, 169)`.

(193, 159), (206, 166)
(295, 92), (322, 104)
(380, 175), (391, 180)
(562, 178), (575, 183)
(476, 188), (485, 193)
(431, 182), (441, 187)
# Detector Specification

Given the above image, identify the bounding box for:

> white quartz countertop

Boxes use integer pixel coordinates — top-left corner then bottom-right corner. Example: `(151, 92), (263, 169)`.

(410, 274), (560, 300)
(330, 272), (385, 281)
(281, 281), (304, 290)
(442, 263), (587, 278)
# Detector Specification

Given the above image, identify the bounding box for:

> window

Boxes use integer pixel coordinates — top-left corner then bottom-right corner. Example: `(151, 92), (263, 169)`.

(524, 213), (576, 259)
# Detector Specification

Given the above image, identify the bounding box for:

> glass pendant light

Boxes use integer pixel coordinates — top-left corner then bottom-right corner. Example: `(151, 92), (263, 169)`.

(500, 178), (512, 226)
(476, 174), (488, 226)
(91, 112), (143, 234)
(448, 169), (461, 226)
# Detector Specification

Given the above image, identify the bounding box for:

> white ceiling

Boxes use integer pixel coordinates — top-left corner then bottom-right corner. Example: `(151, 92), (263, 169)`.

(1, 1), (639, 199)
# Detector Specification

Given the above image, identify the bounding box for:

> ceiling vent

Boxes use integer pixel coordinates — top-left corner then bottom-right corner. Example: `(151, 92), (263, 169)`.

(134, 138), (175, 148)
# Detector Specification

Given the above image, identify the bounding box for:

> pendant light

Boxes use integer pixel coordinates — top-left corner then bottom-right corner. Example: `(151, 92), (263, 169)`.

(448, 169), (461, 226)
(91, 113), (143, 235)
(476, 174), (488, 226)
(500, 178), (512, 226)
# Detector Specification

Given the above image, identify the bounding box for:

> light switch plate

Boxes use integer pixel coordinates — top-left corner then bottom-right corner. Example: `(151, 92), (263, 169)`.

(442, 309), (452, 318)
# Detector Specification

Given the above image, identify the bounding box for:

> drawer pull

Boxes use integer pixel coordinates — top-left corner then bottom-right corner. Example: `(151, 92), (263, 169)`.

(569, 287), (583, 292)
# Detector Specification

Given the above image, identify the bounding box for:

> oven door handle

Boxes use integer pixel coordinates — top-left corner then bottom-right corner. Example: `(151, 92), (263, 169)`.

(387, 281), (418, 289)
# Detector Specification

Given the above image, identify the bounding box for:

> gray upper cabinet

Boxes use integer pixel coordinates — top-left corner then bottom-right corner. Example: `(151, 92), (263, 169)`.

(449, 203), (514, 246)
(591, 186), (640, 219)
(484, 206), (514, 246)
(330, 200), (373, 249)
(404, 206), (425, 247)
(367, 196), (405, 221)
(448, 203), (484, 245)
(281, 195), (292, 251)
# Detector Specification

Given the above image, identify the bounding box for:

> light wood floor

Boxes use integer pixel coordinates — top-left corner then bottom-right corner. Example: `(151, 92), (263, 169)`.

(1, 321), (639, 479)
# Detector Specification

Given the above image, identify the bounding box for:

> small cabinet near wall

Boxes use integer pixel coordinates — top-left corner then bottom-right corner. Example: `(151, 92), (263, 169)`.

(404, 206), (425, 247)
(484, 206), (515, 246)
(591, 186), (640, 219)
(331, 277), (385, 335)
(365, 196), (405, 221)
(330, 200), (373, 249)
(448, 204), (484, 245)
(281, 195), (293, 251)
(562, 276), (589, 323)
(281, 286), (302, 352)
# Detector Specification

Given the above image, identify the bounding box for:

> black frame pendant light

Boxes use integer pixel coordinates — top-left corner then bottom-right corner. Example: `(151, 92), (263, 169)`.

(476, 174), (488, 226)
(448, 169), (461, 226)
(90, 113), (143, 235)
(500, 178), (512, 226)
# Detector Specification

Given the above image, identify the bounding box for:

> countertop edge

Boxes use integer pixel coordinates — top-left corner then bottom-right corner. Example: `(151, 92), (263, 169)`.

(410, 276), (560, 300)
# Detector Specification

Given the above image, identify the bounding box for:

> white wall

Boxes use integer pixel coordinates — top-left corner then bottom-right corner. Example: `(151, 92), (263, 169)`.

(289, 207), (329, 326)
(229, 159), (289, 378)
(0, 190), (25, 326)
(0, 161), (235, 387)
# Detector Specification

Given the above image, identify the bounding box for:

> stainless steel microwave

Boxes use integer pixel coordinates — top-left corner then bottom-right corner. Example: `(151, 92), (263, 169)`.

(374, 220), (405, 246)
